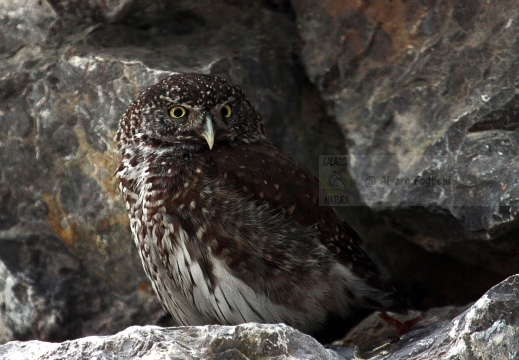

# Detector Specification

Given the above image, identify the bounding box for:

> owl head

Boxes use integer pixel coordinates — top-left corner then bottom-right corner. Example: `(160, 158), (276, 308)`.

(117, 73), (266, 154)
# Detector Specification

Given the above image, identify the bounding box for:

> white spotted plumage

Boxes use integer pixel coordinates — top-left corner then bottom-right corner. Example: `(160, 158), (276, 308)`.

(116, 73), (408, 343)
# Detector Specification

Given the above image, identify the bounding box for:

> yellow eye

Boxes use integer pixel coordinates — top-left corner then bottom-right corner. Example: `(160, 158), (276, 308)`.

(221, 104), (232, 118)
(169, 106), (187, 118)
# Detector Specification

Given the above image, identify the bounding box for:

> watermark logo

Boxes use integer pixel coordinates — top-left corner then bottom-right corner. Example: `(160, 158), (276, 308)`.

(319, 156), (351, 206)
(319, 154), (459, 206)
(328, 170), (349, 192)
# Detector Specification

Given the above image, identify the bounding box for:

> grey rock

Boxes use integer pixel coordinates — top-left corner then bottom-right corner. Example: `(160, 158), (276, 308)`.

(0, 0), (57, 53)
(291, 0), (519, 297)
(342, 274), (519, 359)
(0, 231), (167, 343)
(335, 306), (466, 353)
(291, 1), (519, 239)
(0, 323), (342, 360)
(0, 0), (135, 53)
(2, 51), (170, 296)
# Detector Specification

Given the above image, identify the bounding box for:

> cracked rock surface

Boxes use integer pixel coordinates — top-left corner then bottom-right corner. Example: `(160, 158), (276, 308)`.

(0, 323), (342, 360)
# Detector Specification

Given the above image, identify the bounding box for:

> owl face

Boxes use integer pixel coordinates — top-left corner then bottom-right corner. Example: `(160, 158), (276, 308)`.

(118, 73), (265, 153)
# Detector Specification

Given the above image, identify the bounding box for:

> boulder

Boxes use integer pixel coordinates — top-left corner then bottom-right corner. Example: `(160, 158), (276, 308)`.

(355, 274), (519, 359)
(291, 0), (519, 306)
(0, 323), (342, 359)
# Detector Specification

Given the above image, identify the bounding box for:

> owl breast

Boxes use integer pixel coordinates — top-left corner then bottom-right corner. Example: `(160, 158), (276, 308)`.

(117, 147), (374, 333)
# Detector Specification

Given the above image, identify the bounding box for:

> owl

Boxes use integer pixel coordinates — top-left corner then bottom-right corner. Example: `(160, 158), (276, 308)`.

(116, 73), (407, 343)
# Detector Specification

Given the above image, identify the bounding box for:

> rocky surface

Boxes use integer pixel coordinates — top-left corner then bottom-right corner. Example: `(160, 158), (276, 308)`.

(291, 0), (519, 258)
(0, 323), (342, 359)
(0, 232), (167, 343)
(291, 0), (519, 308)
(1, 0), (519, 358)
(1, 274), (519, 359)
(351, 274), (519, 359)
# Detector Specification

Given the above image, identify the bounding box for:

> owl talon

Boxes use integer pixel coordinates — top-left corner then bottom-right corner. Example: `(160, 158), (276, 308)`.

(378, 311), (422, 337)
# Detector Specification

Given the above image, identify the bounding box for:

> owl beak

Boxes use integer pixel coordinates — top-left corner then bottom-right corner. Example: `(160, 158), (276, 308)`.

(201, 113), (215, 150)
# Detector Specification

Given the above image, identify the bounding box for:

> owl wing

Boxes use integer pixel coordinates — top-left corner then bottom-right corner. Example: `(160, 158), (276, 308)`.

(207, 141), (384, 284)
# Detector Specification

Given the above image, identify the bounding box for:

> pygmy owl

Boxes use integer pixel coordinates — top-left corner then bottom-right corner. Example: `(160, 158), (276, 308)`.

(116, 73), (406, 343)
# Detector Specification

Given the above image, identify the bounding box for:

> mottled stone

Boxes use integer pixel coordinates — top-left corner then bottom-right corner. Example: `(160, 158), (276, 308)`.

(0, 324), (342, 359)
(335, 275), (519, 360)
(0, 232), (167, 344)
(292, 0), (519, 286)
(333, 306), (467, 357)
(0, 0), (137, 54)
(0, 0), (57, 53)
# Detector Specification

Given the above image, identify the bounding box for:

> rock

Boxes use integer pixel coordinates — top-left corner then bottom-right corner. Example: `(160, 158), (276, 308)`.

(291, 0), (519, 305)
(0, 0), (135, 53)
(0, 49), (175, 343)
(0, 323), (342, 359)
(291, 2), (519, 237)
(440, 274), (519, 359)
(0, 232), (167, 343)
(332, 274), (519, 359)
(333, 307), (465, 352)
(0, 0), (57, 53)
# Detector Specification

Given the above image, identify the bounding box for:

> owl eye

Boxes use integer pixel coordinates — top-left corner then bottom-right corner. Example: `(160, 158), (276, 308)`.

(221, 104), (232, 118)
(169, 106), (187, 119)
